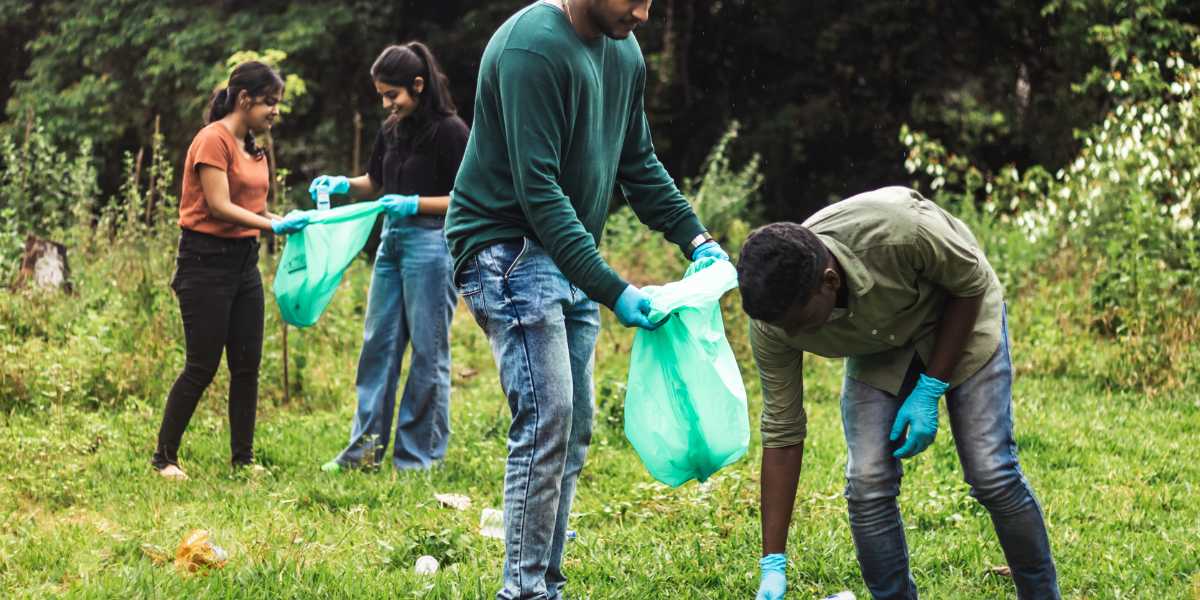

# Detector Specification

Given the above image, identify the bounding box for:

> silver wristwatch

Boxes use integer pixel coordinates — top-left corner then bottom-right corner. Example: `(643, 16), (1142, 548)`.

(687, 232), (715, 255)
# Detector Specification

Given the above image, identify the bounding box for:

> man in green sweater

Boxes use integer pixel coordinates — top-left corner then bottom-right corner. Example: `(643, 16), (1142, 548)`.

(445, 1), (727, 598)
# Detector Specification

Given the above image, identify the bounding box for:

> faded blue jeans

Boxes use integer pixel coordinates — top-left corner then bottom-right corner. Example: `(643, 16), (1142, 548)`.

(841, 309), (1059, 599)
(455, 239), (599, 600)
(330, 221), (456, 470)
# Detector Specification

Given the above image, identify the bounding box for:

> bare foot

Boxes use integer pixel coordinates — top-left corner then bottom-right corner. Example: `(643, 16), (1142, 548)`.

(158, 464), (188, 480)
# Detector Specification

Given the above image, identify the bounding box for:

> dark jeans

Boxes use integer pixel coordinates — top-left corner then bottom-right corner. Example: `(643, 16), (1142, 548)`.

(152, 229), (264, 470)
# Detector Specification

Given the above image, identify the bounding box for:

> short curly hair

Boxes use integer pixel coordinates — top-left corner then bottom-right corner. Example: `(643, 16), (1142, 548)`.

(736, 222), (829, 322)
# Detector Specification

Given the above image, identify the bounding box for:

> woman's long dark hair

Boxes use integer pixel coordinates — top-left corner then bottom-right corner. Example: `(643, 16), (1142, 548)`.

(370, 42), (456, 147)
(205, 61), (284, 159)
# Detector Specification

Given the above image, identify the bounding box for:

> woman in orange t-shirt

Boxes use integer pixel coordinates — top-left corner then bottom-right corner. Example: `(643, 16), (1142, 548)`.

(152, 61), (308, 480)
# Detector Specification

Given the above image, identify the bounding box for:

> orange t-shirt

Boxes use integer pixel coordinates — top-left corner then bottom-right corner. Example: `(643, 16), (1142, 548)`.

(178, 122), (270, 238)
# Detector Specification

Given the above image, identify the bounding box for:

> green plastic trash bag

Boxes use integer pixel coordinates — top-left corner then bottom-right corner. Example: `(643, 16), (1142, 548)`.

(624, 257), (749, 487)
(273, 201), (384, 327)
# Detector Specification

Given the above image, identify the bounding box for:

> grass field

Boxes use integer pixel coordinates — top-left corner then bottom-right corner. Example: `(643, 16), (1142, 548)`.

(1, 256), (1199, 599)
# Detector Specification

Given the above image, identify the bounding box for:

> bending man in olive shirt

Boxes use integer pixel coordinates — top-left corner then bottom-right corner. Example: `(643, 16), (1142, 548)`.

(445, 2), (726, 598)
(738, 187), (1058, 600)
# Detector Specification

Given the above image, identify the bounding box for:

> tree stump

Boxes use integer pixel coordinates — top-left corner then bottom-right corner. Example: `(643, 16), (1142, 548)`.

(15, 235), (72, 294)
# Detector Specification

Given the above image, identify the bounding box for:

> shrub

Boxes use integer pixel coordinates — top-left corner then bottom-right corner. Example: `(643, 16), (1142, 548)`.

(0, 117), (100, 283)
(900, 36), (1200, 392)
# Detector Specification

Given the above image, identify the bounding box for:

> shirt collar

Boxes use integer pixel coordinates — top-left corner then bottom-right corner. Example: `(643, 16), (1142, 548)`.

(816, 233), (875, 298)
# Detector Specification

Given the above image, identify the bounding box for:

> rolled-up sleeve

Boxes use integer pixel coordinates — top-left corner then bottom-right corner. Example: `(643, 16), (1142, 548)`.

(750, 321), (807, 448)
(910, 209), (991, 298)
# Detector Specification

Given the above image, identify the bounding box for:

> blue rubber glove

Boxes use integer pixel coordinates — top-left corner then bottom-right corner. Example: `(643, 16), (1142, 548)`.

(308, 175), (350, 201)
(271, 211), (310, 235)
(889, 373), (950, 459)
(379, 193), (420, 219)
(691, 240), (730, 262)
(613, 285), (663, 330)
(756, 554), (787, 600)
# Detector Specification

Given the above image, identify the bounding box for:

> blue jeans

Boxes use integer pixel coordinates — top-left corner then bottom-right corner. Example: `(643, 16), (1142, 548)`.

(455, 239), (600, 600)
(331, 222), (456, 470)
(841, 310), (1059, 599)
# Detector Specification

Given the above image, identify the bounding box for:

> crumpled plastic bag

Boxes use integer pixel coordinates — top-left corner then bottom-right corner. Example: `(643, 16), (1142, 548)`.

(174, 529), (229, 573)
(624, 257), (749, 487)
(273, 201), (385, 327)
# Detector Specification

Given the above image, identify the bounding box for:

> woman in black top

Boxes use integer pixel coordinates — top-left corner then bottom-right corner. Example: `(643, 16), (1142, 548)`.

(308, 42), (468, 471)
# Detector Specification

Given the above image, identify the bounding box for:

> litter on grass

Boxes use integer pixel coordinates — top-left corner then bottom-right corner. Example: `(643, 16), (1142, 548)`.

(174, 529), (228, 574)
(479, 508), (504, 540)
(434, 493), (471, 511)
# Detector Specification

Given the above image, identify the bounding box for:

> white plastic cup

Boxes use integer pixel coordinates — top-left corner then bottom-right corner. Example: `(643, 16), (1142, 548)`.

(414, 554), (439, 575)
(479, 508), (505, 539)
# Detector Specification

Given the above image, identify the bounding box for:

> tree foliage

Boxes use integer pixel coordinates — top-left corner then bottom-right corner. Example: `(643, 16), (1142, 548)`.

(1, 0), (1197, 221)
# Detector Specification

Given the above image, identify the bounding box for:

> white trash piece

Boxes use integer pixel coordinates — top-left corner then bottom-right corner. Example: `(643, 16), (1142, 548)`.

(434, 493), (472, 511)
(317, 190), (331, 211)
(821, 592), (856, 600)
(479, 508), (505, 540)
(414, 555), (439, 575)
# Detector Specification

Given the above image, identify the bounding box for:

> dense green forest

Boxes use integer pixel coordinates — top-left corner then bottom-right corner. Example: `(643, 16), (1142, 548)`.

(2, 0), (1195, 220)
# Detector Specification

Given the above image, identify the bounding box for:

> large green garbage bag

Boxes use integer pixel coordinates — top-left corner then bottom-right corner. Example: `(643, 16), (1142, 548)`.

(624, 257), (749, 487)
(273, 201), (384, 327)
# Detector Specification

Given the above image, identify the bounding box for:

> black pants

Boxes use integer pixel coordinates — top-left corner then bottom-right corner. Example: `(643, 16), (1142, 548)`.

(152, 229), (264, 469)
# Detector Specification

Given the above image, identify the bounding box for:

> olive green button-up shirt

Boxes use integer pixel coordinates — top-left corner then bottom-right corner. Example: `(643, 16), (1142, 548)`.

(750, 186), (1004, 448)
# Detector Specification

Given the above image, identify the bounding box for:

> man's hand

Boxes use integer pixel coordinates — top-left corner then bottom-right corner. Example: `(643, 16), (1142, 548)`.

(691, 240), (730, 262)
(756, 554), (787, 600)
(613, 285), (663, 330)
(889, 373), (949, 458)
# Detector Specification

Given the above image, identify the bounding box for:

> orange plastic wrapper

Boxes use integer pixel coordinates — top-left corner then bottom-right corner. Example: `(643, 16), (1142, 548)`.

(174, 529), (229, 573)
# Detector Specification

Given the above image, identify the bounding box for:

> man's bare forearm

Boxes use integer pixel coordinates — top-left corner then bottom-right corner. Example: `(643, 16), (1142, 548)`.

(761, 443), (805, 555)
(926, 293), (984, 381)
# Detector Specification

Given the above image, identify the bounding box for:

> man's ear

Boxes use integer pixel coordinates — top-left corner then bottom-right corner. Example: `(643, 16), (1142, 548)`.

(821, 265), (840, 292)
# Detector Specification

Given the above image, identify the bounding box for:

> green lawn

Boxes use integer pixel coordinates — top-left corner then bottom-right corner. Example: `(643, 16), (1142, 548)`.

(1, 262), (1198, 599)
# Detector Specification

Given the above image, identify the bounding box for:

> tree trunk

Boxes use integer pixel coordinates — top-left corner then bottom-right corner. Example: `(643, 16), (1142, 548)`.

(145, 115), (161, 226)
(263, 131), (290, 404)
(14, 235), (72, 294)
(353, 110), (363, 175)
